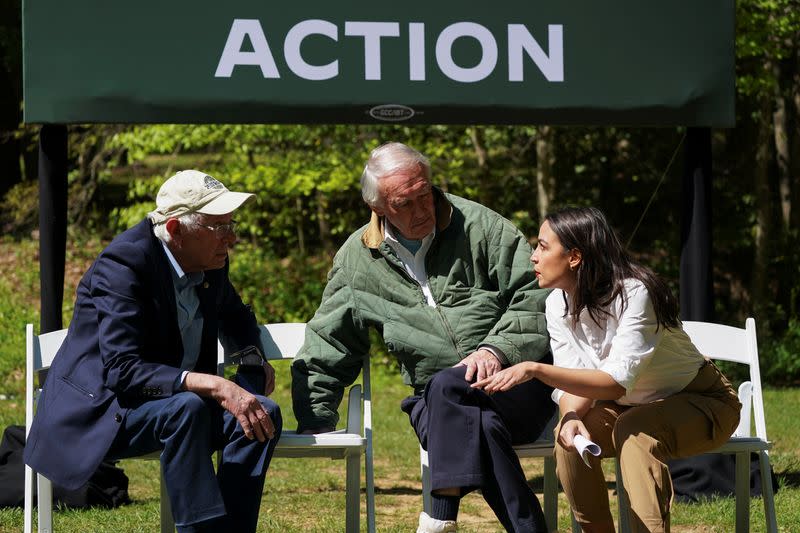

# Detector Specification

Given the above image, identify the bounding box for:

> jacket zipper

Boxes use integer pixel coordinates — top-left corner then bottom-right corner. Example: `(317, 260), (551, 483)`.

(382, 242), (462, 357)
(435, 304), (462, 358)
(423, 240), (463, 358)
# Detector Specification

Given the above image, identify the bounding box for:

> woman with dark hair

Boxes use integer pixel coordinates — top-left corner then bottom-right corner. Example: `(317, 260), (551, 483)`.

(472, 206), (740, 533)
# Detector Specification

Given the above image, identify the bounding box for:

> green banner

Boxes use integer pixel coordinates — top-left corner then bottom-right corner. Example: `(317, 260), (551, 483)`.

(23, 1), (734, 126)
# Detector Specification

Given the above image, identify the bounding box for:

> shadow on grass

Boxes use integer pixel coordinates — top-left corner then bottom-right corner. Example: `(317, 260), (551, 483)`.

(369, 476), (615, 496)
(370, 477), (620, 497)
(526, 475), (616, 494)
(778, 470), (800, 489)
(374, 486), (422, 496)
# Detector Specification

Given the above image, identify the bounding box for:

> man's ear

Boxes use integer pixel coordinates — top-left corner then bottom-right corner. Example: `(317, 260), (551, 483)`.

(165, 218), (182, 244)
(370, 204), (385, 217)
(568, 248), (582, 270)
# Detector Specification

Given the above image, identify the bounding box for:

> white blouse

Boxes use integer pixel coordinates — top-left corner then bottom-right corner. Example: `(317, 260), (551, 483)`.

(546, 279), (705, 406)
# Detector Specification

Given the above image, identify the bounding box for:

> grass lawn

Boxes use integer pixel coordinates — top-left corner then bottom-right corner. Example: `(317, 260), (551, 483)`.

(0, 239), (798, 532)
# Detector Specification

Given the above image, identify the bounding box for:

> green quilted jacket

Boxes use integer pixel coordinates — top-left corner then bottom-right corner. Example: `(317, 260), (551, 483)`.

(291, 191), (551, 431)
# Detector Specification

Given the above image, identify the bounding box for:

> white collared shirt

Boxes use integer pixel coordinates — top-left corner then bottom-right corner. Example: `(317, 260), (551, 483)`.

(547, 279), (704, 406)
(383, 223), (437, 307)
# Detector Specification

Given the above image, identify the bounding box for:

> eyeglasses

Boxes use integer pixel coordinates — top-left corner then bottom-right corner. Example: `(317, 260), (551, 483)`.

(195, 220), (238, 237)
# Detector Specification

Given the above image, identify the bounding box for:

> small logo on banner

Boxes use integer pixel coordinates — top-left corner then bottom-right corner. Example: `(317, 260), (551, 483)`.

(368, 104), (416, 122)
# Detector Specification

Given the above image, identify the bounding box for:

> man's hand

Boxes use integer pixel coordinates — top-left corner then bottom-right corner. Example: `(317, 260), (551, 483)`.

(455, 348), (502, 382)
(216, 379), (276, 441)
(184, 372), (276, 442)
(263, 361), (276, 396)
(470, 361), (537, 393)
(557, 412), (591, 452)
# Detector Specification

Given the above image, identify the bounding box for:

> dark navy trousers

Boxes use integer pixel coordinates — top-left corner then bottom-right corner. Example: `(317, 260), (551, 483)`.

(106, 392), (282, 533)
(402, 366), (555, 533)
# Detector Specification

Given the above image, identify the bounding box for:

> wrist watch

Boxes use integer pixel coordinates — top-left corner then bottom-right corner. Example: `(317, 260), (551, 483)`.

(229, 345), (266, 366)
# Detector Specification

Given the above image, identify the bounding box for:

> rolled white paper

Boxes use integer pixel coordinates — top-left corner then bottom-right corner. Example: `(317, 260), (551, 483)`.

(574, 434), (601, 467)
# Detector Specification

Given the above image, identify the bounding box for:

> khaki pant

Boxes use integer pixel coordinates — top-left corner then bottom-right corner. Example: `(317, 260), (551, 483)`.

(555, 361), (741, 533)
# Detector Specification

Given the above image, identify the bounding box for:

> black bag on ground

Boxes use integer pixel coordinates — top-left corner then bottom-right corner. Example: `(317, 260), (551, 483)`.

(669, 454), (779, 503)
(0, 425), (131, 509)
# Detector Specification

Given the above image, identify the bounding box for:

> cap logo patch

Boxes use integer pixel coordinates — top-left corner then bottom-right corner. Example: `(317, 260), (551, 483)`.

(204, 175), (224, 189)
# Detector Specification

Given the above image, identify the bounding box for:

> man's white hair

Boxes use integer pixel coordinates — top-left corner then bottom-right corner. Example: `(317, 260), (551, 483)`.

(149, 212), (204, 243)
(360, 142), (431, 208)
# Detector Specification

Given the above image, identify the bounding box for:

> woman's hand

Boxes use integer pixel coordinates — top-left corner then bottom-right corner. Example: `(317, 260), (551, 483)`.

(471, 362), (537, 393)
(558, 412), (591, 452)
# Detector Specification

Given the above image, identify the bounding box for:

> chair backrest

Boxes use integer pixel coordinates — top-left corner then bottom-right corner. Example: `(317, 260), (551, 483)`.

(217, 323), (307, 373)
(681, 318), (767, 441)
(258, 323), (307, 360)
(218, 323), (372, 435)
(25, 324), (69, 436)
(26, 322), (371, 436)
(25, 322), (308, 435)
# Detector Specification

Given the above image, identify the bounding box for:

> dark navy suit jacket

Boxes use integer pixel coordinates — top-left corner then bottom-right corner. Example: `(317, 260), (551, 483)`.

(24, 219), (262, 489)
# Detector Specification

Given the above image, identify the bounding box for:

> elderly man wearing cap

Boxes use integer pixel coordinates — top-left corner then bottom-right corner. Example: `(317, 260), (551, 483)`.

(24, 170), (281, 533)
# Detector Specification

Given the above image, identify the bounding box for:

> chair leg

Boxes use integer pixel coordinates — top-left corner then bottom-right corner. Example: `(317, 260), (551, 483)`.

(542, 456), (558, 533)
(345, 451), (361, 533)
(24, 466), (34, 533)
(365, 441), (376, 533)
(758, 451), (778, 533)
(160, 465), (175, 533)
(37, 474), (53, 533)
(615, 460), (631, 533)
(734, 452), (750, 533)
(420, 447), (432, 514)
(570, 512), (581, 533)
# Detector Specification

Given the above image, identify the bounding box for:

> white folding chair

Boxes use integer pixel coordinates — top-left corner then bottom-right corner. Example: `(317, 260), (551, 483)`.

(614, 318), (778, 533)
(24, 324), (66, 533)
(676, 318), (778, 533)
(24, 322), (177, 533)
(578, 318), (778, 533)
(218, 323), (376, 533)
(421, 318), (779, 533)
(25, 322), (376, 533)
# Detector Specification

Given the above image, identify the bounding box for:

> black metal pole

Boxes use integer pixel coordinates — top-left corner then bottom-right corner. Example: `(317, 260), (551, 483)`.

(679, 127), (714, 321)
(38, 124), (68, 333)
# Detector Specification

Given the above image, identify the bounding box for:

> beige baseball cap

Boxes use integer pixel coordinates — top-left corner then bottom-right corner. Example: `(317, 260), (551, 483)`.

(149, 170), (254, 225)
